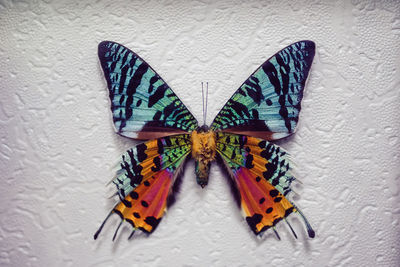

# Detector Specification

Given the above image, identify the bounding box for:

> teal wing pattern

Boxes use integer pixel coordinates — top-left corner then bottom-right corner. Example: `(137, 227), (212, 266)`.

(210, 41), (315, 140)
(98, 41), (198, 140)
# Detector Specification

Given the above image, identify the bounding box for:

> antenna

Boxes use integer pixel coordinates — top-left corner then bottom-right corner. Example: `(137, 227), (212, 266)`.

(201, 82), (205, 125)
(201, 82), (209, 126)
(205, 82), (208, 125)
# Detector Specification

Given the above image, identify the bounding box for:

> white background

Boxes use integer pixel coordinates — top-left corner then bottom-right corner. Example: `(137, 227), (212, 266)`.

(1, 0), (399, 266)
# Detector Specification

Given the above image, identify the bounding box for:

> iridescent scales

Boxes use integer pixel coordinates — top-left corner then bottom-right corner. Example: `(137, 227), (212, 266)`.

(211, 41), (315, 140)
(95, 40), (316, 241)
(98, 41), (198, 139)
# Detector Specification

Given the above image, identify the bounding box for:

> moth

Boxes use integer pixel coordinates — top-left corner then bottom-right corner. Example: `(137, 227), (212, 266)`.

(94, 40), (315, 241)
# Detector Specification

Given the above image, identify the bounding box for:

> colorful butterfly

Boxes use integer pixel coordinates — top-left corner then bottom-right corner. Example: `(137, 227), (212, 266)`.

(94, 40), (316, 241)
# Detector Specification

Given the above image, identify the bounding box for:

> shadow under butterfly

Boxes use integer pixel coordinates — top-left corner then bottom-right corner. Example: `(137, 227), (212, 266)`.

(94, 40), (316, 241)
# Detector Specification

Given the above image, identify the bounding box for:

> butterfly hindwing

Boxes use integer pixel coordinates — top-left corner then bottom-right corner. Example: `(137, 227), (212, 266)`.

(94, 134), (191, 239)
(98, 41), (198, 140)
(216, 132), (314, 237)
(211, 40), (315, 140)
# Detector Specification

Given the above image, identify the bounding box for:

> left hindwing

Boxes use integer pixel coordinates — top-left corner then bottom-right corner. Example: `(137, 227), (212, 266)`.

(98, 41), (198, 140)
(94, 135), (191, 239)
(211, 40), (315, 140)
(112, 134), (191, 199)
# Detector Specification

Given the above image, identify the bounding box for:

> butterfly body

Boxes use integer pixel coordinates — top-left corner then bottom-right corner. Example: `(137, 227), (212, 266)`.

(191, 126), (217, 187)
(95, 40), (316, 240)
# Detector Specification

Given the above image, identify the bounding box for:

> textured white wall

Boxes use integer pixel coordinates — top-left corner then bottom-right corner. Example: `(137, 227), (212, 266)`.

(1, 0), (399, 266)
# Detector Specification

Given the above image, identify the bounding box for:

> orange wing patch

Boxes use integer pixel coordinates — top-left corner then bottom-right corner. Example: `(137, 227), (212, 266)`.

(235, 168), (294, 234)
(114, 169), (173, 233)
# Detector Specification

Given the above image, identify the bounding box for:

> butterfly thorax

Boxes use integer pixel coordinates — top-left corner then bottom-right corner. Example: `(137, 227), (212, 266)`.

(191, 126), (216, 188)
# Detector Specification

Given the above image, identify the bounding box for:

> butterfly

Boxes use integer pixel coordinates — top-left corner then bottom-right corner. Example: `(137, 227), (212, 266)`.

(94, 40), (316, 241)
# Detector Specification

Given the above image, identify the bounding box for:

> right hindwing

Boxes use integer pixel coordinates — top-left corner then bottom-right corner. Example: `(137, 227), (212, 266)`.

(215, 132), (314, 238)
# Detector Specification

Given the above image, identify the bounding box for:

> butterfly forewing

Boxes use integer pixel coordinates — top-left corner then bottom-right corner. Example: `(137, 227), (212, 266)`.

(211, 40), (315, 140)
(98, 41), (198, 140)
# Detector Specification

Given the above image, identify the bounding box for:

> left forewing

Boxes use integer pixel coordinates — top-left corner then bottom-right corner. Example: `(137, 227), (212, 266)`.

(98, 41), (198, 140)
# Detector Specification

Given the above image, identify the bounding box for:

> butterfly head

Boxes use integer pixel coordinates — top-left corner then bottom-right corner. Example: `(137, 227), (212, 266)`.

(197, 124), (209, 133)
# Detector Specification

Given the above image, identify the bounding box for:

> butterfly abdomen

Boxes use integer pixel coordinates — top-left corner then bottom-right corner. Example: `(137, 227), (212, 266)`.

(191, 129), (217, 188)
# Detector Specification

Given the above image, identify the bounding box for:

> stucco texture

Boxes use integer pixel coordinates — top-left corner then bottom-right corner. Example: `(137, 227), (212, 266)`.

(0, 0), (399, 266)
